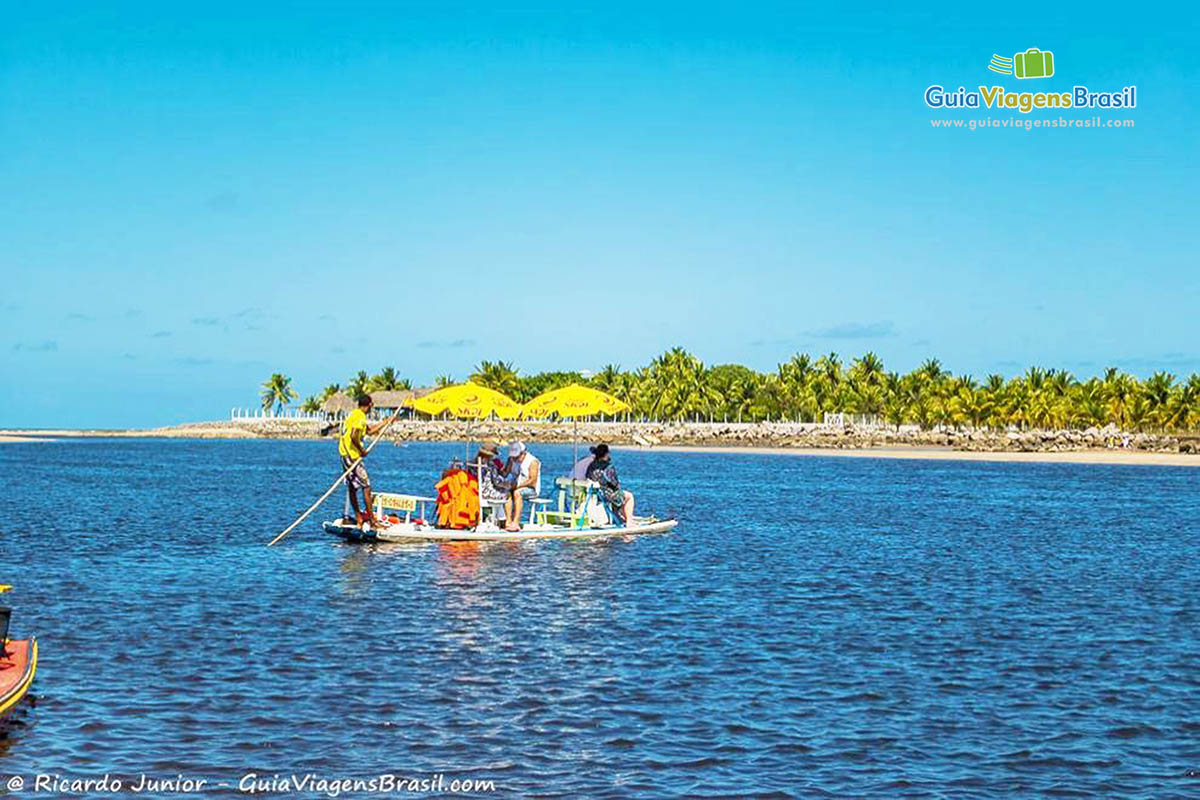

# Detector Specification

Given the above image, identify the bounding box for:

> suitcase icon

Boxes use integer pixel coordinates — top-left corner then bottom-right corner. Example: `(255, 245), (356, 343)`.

(1013, 48), (1054, 79)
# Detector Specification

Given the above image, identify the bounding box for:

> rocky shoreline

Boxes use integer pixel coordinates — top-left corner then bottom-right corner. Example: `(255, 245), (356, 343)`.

(9, 419), (1190, 455)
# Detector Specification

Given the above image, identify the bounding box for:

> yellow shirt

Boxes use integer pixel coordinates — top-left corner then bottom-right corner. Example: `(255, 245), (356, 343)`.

(338, 408), (368, 460)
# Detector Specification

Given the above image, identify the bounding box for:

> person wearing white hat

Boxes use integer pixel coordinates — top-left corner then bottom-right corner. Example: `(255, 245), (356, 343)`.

(503, 441), (541, 531)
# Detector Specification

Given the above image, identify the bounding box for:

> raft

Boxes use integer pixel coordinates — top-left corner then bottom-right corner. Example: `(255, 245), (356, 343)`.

(323, 516), (677, 543)
(0, 638), (38, 718)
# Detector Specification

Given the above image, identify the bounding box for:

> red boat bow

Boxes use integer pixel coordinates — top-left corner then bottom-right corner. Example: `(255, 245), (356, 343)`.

(0, 638), (38, 718)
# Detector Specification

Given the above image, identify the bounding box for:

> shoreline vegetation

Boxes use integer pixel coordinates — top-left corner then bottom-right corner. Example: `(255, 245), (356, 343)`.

(265, 351), (1200, 436)
(3, 419), (1198, 467)
(7, 350), (1199, 466)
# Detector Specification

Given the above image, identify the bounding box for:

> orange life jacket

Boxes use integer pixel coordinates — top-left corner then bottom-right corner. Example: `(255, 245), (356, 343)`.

(435, 468), (480, 529)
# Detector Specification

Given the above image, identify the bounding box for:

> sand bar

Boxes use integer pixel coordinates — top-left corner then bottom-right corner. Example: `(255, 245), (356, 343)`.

(623, 444), (1200, 467)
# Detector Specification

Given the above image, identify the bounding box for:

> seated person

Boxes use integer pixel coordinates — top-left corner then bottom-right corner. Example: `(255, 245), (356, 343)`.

(570, 447), (598, 480)
(502, 441), (541, 531)
(474, 440), (512, 518)
(584, 444), (635, 525)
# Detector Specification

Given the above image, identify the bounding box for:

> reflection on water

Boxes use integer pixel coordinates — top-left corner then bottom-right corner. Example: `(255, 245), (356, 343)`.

(2, 439), (1199, 796)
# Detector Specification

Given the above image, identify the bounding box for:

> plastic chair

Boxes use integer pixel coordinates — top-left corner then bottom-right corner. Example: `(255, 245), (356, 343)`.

(528, 498), (553, 525)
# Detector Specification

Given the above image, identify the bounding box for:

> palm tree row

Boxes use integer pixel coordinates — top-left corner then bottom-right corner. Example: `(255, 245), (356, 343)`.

(271, 350), (1200, 432)
(468, 351), (1200, 433)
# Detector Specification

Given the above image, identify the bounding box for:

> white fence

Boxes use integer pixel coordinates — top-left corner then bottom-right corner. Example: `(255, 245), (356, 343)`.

(231, 408), (324, 421)
(228, 408), (881, 426)
(822, 412), (883, 428)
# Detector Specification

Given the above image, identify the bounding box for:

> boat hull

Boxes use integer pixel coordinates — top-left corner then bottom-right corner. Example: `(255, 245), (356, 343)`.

(0, 638), (37, 718)
(323, 517), (677, 543)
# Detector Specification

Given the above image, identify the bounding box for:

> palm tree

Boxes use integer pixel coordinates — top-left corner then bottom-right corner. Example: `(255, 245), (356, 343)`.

(850, 352), (885, 387)
(369, 366), (411, 392)
(1126, 394), (1151, 432)
(1046, 369), (1077, 397)
(751, 373), (788, 422)
(1183, 375), (1200, 429)
(645, 348), (721, 421)
(623, 368), (652, 417)
(320, 383), (341, 401)
(917, 358), (946, 383)
(434, 374), (456, 388)
(260, 373), (298, 414)
(591, 364), (624, 394)
(909, 395), (936, 430)
(779, 353), (814, 387)
(1103, 368), (1139, 429)
(948, 381), (991, 430)
(883, 394), (907, 430)
(519, 371), (584, 403)
(809, 353), (845, 421)
(1075, 381), (1109, 428)
(346, 370), (371, 399)
(709, 364), (761, 421)
(1025, 366), (1048, 393)
(851, 382), (886, 417)
(980, 375), (1008, 429)
(1143, 371), (1176, 431)
(300, 395), (321, 413)
(814, 352), (843, 389)
(471, 360), (521, 398)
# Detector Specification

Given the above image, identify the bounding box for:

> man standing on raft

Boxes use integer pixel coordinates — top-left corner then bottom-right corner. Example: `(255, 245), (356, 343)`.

(339, 394), (397, 530)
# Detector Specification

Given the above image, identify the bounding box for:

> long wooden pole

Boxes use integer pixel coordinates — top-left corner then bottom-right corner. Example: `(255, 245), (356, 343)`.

(267, 411), (400, 547)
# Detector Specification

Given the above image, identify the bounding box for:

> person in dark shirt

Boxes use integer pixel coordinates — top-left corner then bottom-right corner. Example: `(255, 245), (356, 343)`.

(584, 444), (635, 525)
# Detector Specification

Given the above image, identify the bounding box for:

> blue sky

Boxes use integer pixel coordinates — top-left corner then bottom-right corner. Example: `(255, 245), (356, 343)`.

(2, 2), (1197, 427)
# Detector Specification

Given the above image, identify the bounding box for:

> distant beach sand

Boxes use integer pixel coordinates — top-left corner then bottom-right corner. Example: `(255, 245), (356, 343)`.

(0, 426), (257, 439)
(624, 444), (1200, 467)
(1, 425), (1196, 466)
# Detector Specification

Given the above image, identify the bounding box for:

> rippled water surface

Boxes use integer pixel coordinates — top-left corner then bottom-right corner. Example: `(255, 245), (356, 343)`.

(2, 439), (1200, 797)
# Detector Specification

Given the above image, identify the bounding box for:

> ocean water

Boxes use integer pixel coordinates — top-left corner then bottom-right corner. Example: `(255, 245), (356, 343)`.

(1, 439), (1199, 798)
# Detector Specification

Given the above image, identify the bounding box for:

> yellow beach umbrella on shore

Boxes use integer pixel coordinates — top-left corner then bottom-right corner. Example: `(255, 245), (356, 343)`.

(406, 382), (522, 420)
(521, 383), (630, 466)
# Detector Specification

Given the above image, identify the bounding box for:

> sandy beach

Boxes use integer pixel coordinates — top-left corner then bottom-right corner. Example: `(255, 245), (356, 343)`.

(625, 444), (1200, 467)
(2, 423), (1197, 466)
(0, 426), (258, 440)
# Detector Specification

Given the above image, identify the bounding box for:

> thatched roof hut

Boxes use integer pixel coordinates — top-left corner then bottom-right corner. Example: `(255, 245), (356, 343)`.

(320, 388), (435, 418)
(320, 393), (357, 415)
(369, 390), (417, 412)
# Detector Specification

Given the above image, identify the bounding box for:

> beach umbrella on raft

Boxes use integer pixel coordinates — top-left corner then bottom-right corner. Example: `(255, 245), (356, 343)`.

(406, 381), (523, 421)
(405, 381), (523, 463)
(520, 383), (631, 466)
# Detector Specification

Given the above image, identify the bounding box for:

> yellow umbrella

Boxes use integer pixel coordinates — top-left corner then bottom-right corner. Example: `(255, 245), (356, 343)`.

(521, 383), (630, 466)
(407, 382), (522, 420)
(406, 382), (523, 469)
(520, 383), (630, 419)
